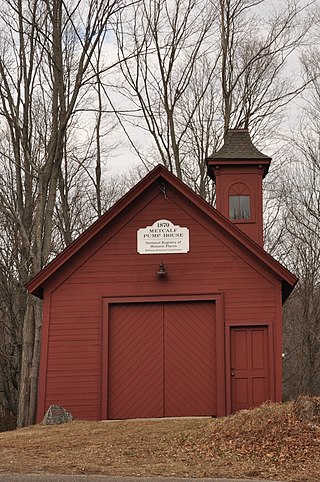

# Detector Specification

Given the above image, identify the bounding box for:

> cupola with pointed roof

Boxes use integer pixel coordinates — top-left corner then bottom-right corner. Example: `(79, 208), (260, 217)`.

(206, 129), (271, 246)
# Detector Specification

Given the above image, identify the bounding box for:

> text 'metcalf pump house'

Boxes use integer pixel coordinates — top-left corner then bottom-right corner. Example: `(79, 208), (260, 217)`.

(27, 129), (297, 421)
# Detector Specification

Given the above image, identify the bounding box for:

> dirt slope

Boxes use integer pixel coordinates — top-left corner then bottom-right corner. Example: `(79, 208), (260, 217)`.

(0, 400), (319, 481)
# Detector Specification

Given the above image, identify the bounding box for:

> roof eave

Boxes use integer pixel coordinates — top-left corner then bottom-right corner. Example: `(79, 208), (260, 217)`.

(206, 157), (271, 180)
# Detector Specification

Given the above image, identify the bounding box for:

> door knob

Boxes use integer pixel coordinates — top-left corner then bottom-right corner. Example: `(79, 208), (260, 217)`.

(231, 369), (235, 377)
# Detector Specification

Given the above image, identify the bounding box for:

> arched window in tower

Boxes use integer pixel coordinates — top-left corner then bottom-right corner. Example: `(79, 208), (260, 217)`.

(229, 183), (251, 220)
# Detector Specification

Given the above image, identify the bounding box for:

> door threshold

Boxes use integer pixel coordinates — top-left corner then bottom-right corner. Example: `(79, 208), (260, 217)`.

(102, 416), (212, 423)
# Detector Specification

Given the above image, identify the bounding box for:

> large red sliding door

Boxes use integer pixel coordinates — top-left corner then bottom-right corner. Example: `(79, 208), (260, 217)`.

(107, 303), (163, 419)
(164, 302), (216, 416)
(230, 326), (269, 413)
(107, 300), (216, 419)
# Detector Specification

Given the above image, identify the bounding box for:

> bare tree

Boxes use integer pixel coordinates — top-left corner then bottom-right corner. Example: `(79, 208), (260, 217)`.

(272, 138), (320, 398)
(219, 0), (308, 136)
(281, 174), (320, 397)
(0, 210), (23, 417)
(115, 0), (218, 182)
(0, 0), (126, 427)
(112, 0), (309, 200)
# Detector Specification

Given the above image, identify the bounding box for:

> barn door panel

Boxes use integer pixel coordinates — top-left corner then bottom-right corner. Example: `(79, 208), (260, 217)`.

(164, 301), (216, 417)
(230, 326), (269, 413)
(108, 303), (164, 419)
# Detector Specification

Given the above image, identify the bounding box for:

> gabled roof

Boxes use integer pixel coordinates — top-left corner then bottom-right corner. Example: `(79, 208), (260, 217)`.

(26, 164), (297, 302)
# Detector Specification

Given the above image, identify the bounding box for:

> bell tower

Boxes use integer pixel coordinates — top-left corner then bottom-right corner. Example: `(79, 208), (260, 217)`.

(206, 129), (271, 246)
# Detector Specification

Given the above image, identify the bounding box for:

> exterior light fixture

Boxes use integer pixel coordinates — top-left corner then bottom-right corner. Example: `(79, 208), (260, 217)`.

(156, 262), (167, 276)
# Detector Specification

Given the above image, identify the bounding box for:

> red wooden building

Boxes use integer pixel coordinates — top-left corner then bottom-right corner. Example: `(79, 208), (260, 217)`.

(27, 129), (297, 422)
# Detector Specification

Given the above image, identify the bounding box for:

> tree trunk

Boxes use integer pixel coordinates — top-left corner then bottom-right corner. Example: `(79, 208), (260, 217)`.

(17, 298), (42, 427)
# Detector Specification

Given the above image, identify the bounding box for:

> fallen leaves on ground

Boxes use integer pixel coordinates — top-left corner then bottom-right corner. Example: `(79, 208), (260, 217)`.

(0, 400), (319, 481)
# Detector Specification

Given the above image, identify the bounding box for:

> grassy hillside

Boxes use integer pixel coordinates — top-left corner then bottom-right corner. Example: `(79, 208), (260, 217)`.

(0, 400), (319, 481)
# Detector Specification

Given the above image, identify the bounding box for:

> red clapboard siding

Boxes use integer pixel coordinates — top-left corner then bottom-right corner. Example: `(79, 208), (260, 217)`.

(40, 182), (279, 420)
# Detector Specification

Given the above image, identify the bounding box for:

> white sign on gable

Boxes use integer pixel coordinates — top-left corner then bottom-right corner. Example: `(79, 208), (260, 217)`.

(137, 219), (189, 254)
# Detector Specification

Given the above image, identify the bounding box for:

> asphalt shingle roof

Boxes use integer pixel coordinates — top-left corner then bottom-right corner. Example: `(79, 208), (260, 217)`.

(208, 129), (270, 160)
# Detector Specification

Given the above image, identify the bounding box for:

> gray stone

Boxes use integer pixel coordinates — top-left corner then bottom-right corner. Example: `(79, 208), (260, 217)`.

(42, 404), (73, 425)
(293, 395), (320, 424)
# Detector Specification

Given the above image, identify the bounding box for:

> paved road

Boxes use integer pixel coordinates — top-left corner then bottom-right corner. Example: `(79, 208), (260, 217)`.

(0, 475), (283, 482)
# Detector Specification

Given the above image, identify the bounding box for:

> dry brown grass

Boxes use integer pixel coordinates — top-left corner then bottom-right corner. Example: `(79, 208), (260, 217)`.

(0, 401), (320, 480)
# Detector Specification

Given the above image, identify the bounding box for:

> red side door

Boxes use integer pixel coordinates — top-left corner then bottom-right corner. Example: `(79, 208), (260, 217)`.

(230, 326), (269, 413)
